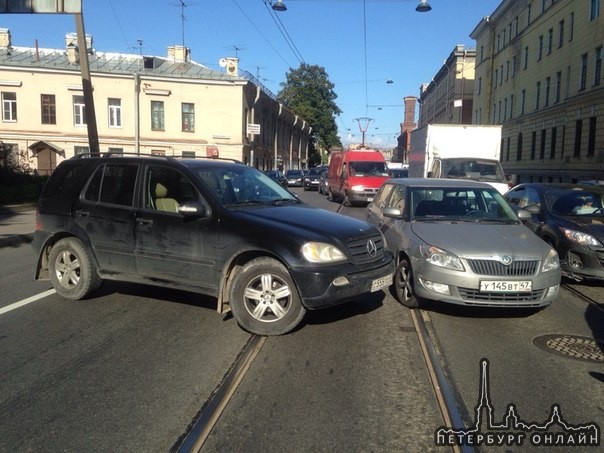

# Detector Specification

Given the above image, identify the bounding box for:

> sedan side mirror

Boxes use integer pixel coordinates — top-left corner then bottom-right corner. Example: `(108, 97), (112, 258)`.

(383, 207), (402, 218)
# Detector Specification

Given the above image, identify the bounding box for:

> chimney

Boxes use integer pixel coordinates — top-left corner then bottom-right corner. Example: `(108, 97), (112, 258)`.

(66, 42), (79, 64)
(0, 28), (11, 48)
(65, 32), (93, 54)
(225, 57), (239, 77)
(167, 45), (190, 63)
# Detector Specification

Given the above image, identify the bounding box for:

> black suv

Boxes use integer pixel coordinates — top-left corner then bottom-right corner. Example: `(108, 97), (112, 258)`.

(32, 155), (394, 335)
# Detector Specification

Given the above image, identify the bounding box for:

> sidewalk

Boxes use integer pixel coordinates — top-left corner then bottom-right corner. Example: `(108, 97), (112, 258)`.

(0, 204), (37, 248)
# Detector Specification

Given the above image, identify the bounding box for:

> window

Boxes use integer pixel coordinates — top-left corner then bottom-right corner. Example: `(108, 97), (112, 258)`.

(550, 127), (557, 159)
(540, 129), (546, 159)
(527, 3), (532, 25)
(84, 163), (138, 206)
(558, 20), (564, 48)
(151, 100), (164, 131)
(569, 12), (574, 42)
(521, 89), (526, 115)
(516, 133), (523, 161)
(182, 151), (196, 158)
(477, 77), (482, 95)
(574, 119), (582, 157)
(555, 71), (562, 103)
(591, 0), (600, 21)
(182, 102), (195, 132)
(595, 46), (602, 87)
(524, 46), (529, 69)
(535, 81), (541, 110)
(510, 95), (514, 119)
(545, 77), (551, 107)
(73, 95), (86, 126)
(74, 146), (89, 156)
(512, 55), (517, 77)
(538, 35), (543, 61)
(41, 94), (56, 125)
(588, 117), (597, 156)
(107, 147), (123, 155)
(547, 28), (553, 55)
(580, 54), (588, 91)
(108, 98), (122, 127)
(2, 91), (17, 122)
(531, 131), (537, 159)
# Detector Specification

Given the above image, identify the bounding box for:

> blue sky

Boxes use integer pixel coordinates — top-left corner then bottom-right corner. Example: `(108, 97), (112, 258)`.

(1, 0), (502, 147)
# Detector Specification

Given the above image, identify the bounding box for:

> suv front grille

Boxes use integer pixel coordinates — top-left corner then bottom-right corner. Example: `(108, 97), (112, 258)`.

(347, 234), (385, 264)
(466, 259), (538, 276)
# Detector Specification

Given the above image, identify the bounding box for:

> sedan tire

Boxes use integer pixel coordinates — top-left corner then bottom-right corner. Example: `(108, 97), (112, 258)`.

(394, 257), (420, 308)
(229, 257), (306, 335)
(48, 237), (103, 300)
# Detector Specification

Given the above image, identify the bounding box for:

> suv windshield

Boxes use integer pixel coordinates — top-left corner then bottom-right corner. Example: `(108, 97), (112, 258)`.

(349, 162), (388, 177)
(195, 165), (296, 205)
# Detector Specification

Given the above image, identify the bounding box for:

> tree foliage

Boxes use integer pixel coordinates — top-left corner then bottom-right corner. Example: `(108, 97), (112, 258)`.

(278, 63), (342, 165)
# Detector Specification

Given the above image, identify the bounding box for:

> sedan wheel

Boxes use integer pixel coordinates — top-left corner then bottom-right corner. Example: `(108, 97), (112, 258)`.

(394, 257), (420, 308)
(230, 257), (306, 335)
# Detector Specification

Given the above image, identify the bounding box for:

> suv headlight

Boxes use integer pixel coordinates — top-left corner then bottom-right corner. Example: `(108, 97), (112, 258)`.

(542, 248), (560, 273)
(559, 227), (602, 247)
(420, 245), (464, 271)
(301, 242), (346, 263)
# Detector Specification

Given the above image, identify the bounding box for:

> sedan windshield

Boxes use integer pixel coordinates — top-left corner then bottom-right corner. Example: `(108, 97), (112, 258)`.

(546, 189), (604, 216)
(195, 166), (297, 205)
(412, 187), (518, 222)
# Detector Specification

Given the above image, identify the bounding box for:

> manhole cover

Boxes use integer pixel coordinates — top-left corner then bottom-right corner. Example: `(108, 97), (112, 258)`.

(534, 334), (604, 363)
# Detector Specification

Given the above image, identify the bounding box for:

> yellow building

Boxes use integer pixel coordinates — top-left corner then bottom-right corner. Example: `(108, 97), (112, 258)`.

(471, 0), (604, 183)
(0, 28), (311, 175)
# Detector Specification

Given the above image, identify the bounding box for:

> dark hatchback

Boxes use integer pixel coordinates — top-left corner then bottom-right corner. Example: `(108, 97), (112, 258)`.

(32, 155), (394, 335)
(303, 167), (322, 191)
(505, 183), (604, 281)
(264, 169), (288, 188)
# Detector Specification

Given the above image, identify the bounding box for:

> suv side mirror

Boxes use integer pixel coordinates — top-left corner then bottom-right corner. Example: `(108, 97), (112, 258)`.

(178, 202), (209, 219)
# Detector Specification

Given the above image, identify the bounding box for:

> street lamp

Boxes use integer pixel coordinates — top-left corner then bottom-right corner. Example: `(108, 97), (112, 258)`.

(416, 0), (432, 13)
(270, 0), (287, 11)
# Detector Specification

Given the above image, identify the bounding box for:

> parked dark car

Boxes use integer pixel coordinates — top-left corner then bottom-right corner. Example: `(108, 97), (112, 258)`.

(504, 183), (604, 282)
(303, 167), (322, 191)
(367, 178), (560, 309)
(285, 169), (304, 187)
(32, 154), (394, 336)
(264, 169), (288, 188)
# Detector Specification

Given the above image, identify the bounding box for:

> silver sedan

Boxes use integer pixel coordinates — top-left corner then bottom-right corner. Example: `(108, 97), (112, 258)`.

(367, 178), (561, 309)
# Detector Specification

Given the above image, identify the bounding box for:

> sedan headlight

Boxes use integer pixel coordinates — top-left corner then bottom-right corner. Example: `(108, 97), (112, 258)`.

(542, 248), (560, 273)
(350, 185), (365, 192)
(301, 242), (347, 263)
(419, 245), (464, 271)
(559, 227), (602, 247)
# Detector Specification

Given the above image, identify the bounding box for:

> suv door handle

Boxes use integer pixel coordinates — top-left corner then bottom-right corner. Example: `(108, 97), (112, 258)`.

(136, 217), (153, 226)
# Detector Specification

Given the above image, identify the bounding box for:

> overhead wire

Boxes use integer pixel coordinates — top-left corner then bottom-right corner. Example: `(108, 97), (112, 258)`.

(261, 0), (305, 64)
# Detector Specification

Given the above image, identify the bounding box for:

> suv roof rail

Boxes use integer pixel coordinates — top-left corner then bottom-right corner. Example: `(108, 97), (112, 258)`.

(69, 152), (242, 164)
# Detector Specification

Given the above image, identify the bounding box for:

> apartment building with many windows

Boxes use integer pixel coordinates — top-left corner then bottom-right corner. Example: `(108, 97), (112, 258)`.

(471, 0), (603, 183)
(0, 28), (311, 175)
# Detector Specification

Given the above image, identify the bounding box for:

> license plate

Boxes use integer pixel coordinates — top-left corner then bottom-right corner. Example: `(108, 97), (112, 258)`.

(480, 280), (532, 292)
(371, 274), (393, 292)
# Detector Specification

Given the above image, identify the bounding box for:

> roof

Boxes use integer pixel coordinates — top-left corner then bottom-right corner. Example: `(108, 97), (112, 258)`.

(0, 45), (239, 81)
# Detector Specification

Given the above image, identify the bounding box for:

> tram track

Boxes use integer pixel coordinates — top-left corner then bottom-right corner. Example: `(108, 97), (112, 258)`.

(561, 281), (604, 312)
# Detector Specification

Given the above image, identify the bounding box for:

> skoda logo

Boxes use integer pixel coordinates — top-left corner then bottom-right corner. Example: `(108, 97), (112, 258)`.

(500, 255), (513, 265)
(366, 239), (378, 257)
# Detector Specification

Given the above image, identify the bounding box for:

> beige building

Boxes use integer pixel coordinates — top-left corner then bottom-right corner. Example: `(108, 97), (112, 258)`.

(471, 0), (604, 183)
(417, 44), (476, 128)
(0, 28), (311, 175)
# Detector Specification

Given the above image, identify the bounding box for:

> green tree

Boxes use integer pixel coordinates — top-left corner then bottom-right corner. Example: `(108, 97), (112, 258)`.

(278, 63), (342, 166)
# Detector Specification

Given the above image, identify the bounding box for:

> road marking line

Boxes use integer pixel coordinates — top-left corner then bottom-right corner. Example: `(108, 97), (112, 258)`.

(0, 289), (56, 315)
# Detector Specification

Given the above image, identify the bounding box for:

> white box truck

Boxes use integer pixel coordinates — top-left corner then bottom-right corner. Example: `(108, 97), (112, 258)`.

(408, 124), (509, 194)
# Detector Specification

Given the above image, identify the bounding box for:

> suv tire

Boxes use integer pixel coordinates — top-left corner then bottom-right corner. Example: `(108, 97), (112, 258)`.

(229, 257), (306, 335)
(49, 237), (102, 300)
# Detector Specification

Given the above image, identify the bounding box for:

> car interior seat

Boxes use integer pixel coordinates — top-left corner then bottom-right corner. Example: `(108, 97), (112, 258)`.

(154, 182), (180, 213)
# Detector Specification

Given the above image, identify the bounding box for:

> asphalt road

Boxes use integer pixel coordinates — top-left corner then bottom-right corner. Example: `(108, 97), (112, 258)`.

(0, 190), (602, 452)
